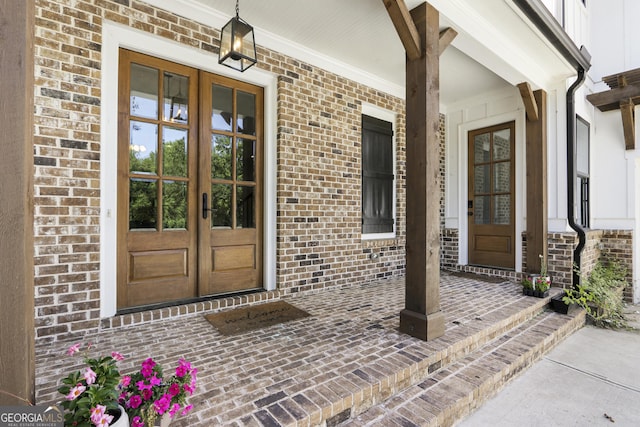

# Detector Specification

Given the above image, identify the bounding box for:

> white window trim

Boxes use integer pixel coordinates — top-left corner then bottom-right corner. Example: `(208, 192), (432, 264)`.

(361, 104), (397, 241)
(100, 21), (277, 317)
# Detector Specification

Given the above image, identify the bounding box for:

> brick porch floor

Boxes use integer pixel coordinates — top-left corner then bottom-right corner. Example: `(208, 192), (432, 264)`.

(35, 272), (578, 426)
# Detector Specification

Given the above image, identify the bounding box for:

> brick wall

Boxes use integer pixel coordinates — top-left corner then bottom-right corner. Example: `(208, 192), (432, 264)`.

(33, 0), (449, 342)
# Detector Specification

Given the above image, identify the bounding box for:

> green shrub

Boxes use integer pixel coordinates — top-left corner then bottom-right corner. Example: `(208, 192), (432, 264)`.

(562, 260), (628, 328)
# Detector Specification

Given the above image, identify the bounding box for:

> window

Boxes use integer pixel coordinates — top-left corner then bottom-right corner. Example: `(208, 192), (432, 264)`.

(362, 114), (395, 237)
(576, 115), (590, 228)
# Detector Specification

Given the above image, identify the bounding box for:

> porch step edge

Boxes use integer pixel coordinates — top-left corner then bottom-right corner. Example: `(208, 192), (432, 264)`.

(345, 308), (586, 427)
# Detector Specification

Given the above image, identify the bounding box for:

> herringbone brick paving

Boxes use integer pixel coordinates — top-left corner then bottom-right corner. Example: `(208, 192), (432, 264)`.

(35, 272), (567, 426)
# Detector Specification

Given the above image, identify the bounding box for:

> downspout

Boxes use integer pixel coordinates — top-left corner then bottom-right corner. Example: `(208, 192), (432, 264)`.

(511, 0), (591, 287)
(566, 68), (587, 286)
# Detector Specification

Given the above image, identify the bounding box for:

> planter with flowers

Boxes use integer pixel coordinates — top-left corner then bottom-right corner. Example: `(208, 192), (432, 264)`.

(58, 343), (196, 427)
(119, 357), (197, 427)
(522, 254), (551, 298)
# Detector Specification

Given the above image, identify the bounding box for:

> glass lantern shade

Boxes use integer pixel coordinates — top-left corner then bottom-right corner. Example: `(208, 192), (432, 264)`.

(218, 16), (257, 72)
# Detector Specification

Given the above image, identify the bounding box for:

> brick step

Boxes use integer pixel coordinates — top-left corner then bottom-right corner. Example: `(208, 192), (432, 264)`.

(245, 290), (559, 427)
(343, 308), (586, 427)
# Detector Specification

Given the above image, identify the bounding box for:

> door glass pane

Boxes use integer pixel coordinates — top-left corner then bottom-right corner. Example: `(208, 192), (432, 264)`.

(493, 129), (511, 160)
(494, 162), (510, 192)
(163, 127), (188, 177)
(211, 184), (232, 228)
(474, 165), (490, 194)
(494, 195), (511, 224)
(129, 178), (157, 230)
(129, 121), (157, 174)
(163, 181), (187, 230)
(236, 186), (255, 228)
(211, 85), (233, 132)
(130, 63), (158, 119)
(474, 195), (491, 224)
(474, 133), (491, 163)
(211, 135), (232, 180)
(163, 72), (189, 123)
(237, 91), (256, 135)
(237, 138), (255, 182)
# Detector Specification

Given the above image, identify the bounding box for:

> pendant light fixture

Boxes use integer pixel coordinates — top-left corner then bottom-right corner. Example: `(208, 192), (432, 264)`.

(218, 0), (257, 72)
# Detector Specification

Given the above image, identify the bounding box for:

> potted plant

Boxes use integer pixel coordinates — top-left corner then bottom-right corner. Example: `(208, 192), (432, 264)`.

(533, 254), (551, 297)
(522, 254), (551, 298)
(119, 357), (197, 427)
(58, 343), (128, 427)
(522, 276), (534, 296)
(59, 343), (198, 427)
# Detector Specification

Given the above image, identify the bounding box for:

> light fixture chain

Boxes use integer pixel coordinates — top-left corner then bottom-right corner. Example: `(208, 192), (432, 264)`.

(235, 0), (239, 18)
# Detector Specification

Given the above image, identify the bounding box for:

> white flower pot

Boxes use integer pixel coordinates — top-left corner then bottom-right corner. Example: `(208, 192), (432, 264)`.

(110, 405), (129, 427)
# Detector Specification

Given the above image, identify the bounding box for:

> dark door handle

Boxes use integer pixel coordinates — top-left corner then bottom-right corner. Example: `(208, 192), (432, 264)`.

(202, 193), (209, 219)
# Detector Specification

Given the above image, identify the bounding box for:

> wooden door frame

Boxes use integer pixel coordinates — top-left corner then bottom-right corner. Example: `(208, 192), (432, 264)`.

(467, 121), (516, 269)
(458, 113), (524, 271)
(100, 27), (277, 317)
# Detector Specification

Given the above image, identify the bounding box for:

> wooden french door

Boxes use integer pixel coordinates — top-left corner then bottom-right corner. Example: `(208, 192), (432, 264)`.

(198, 73), (263, 296)
(117, 50), (263, 309)
(468, 121), (515, 269)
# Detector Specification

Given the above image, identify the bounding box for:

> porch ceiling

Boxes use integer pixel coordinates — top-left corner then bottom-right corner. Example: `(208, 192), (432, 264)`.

(150, 0), (575, 103)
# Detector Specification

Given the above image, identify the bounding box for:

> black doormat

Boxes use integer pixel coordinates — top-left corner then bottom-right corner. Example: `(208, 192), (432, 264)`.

(205, 300), (310, 335)
(449, 271), (508, 283)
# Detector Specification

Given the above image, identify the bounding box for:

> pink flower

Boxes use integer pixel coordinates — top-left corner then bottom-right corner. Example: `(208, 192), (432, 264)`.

(141, 358), (156, 378)
(120, 375), (131, 387)
(175, 359), (191, 378)
(169, 403), (181, 417)
(142, 389), (153, 401)
(149, 374), (162, 387)
(131, 416), (145, 427)
(154, 394), (171, 415)
(84, 367), (97, 385)
(181, 404), (193, 416)
(65, 383), (86, 400)
(90, 405), (106, 425)
(94, 413), (114, 426)
(128, 394), (143, 409)
(168, 383), (180, 397)
(111, 351), (125, 361)
(136, 380), (151, 392)
(66, 343), (81, 356)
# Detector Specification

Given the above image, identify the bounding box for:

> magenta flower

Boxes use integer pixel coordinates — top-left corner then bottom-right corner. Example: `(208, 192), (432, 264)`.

(181, 404), (193, 416)
(120, 375), (131, 388)
(136, 380), (151, 392)
(65, 383), (86, 400)
(149, 374), (162, 387)
(84, 367), (97, 385)
(168, 383), (180, 397)
(169, 403), (181, 417)
(111, 351), (125, 361)
(153, 394), (171, 414)
(142, 389), (153, 401)
(175, 359), (191, 378)
(128, 394), (143, 409)
(66, 343), (81, 356)
(131, 416), (145, 427)
(140, 358), (156, 378)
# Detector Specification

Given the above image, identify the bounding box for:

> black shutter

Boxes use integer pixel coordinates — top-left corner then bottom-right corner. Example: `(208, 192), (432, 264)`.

(362, 115), (394, 234)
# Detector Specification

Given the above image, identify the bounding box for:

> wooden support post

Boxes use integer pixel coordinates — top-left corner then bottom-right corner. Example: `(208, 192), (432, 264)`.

(0, 0), (35, 405)
(400, 2), (445, 341)
(525, 89), (548, 274)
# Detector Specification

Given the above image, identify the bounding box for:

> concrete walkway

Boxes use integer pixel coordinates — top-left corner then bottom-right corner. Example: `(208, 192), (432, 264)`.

(457, 322), (640, 427)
